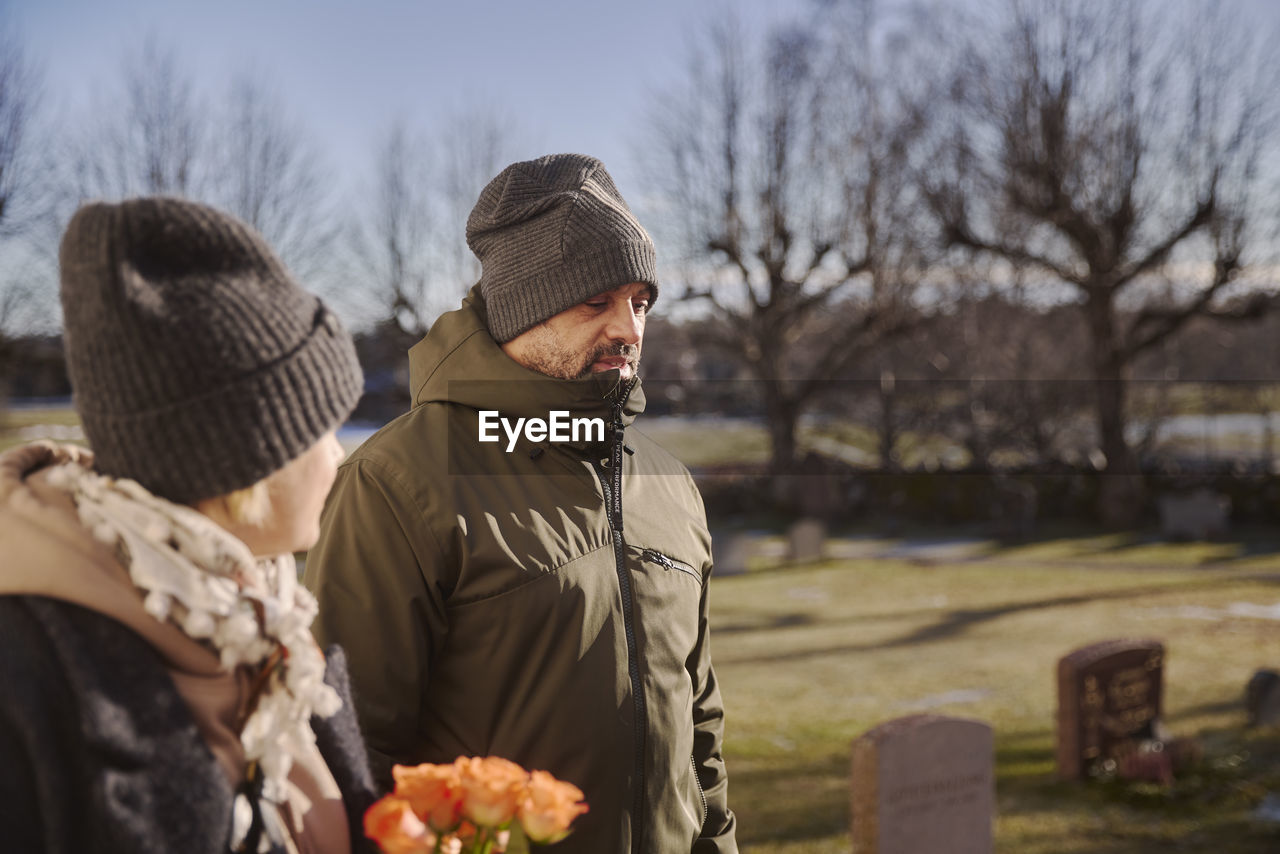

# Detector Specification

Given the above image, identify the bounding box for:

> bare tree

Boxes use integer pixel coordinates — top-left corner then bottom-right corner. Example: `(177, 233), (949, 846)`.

(59, 44), (341, 292)
(0, 15), (46, 404)
(353, 119), (435, 337)
(0, 15), (40, 239)
(923, 288), (1094, 469)
(353, 108), (521, 336)
(433, 107), (520, 303)
(924, 0), (1280, 524)
(69, 36), (207, 200)
(210, 73), (338, 279)
(641, 6), (931, 478)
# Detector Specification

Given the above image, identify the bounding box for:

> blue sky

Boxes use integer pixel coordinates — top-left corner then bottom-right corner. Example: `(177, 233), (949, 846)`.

(17, 0), (1279, 212)
(15, 0), (813, 200)
(17, 0), (1280, 188)
(9, 0), (1279, 334)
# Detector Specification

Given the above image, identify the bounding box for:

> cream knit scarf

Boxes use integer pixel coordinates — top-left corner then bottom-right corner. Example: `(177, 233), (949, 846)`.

(46, 460), (341, 848)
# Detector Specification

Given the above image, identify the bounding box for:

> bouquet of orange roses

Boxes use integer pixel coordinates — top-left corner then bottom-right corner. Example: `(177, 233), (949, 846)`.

(364, 756), (589, 854)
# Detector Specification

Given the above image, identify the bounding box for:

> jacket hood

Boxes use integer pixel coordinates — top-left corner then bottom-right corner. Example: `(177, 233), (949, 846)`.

(409, 285), (646, 427)
(0, 441), (222, 676)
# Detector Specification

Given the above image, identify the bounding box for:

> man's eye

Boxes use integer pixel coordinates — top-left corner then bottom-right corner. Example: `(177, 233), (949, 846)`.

(634, 301), (650, 312)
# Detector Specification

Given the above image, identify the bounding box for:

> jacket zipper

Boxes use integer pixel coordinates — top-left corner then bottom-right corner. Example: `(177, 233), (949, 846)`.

(641, 548), (700, 581)
(690, 754), (708, 828)
(596, 376), (645, 853)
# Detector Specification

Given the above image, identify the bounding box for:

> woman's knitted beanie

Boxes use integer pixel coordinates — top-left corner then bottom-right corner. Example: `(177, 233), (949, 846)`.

(58, 196), (364, 504)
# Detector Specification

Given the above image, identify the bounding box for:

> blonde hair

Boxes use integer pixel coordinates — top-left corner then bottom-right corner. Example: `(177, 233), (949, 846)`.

(221, 480), (273, 528)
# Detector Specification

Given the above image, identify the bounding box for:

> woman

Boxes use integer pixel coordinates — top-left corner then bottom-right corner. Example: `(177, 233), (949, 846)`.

(0, 197), (376, 853)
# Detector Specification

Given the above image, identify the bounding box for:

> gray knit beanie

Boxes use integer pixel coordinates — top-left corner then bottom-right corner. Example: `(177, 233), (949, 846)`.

(58, 196), (364, 505)
(466, 153), (658, 343)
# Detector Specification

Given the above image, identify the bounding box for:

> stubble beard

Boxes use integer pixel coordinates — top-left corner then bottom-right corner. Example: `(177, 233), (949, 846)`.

(520, 329), (640, 381)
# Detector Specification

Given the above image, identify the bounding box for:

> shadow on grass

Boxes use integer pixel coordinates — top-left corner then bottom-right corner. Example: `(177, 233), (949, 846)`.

(977, 523), (1280, 568)
(719, 576), (1258, 665)
(994, 727), (1056, 778)
(1092, 532), (1280, 568)
(1236, 535), (1280, 558)
(717, 612), (817, 634)
(1167, 697), (1245, 724)
(730, 753), (850, 846)
(998, 818), (1280, 854)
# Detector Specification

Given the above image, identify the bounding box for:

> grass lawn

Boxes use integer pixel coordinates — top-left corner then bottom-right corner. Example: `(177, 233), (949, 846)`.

(712, 547), (1280, 852)
(0, 405), (84, 453)
(10, 403), (1280, 850)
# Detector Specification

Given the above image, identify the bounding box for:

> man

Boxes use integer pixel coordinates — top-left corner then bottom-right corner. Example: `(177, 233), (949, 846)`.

(305, 153), (738, 853)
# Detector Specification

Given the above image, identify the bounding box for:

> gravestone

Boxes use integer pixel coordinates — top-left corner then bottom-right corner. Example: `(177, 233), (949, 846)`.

(851, 714), (994, 854)
(1057, 638), (1165, 780)
(1157, 489), (1230, 540)
(787, 518), (826, 563)
(1246, 669), (1280, 727)
(711, 532), (752, 576)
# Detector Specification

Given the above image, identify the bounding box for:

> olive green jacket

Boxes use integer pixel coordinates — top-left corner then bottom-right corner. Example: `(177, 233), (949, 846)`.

(304, 289), (737, 854)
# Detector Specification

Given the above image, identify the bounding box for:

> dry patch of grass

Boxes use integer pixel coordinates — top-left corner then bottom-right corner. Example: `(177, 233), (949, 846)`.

(712, 555), (1280, 852)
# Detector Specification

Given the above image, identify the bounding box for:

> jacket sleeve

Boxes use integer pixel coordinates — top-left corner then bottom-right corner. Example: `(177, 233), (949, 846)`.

(303, 457), (451, 791)
(689, 562), (739, 853)
(0, 600), (82, 854)
(313, 645), (380, 853)
(0, 696), (58, 854)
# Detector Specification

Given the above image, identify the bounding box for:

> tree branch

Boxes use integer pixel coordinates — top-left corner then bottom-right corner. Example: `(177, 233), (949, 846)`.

(942, 216), (1085, 287)
(1125, 250), (1250, 357)
(1113, 195), (1215, 292)
(706, 235), (762, 312)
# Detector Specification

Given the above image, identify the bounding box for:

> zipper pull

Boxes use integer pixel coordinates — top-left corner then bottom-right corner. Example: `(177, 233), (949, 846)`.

(642, 548), (674, 570)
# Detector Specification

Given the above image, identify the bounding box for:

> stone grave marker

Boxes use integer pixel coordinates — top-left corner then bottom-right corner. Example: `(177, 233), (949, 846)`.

(1157, 488), (1230, 540)
(1246, 669), (1280, 727)
(1057, 638), (1164, 780)
(851, 714), (994, 854)
(787, 518), (826, 563)
(711, 531), (752, 576)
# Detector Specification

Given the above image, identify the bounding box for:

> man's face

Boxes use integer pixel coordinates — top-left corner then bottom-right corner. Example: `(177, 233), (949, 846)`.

(502, 282), (652, 381)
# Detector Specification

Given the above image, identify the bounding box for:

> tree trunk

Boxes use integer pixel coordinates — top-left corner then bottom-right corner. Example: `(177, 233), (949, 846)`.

(878, 368), (898, 472)
(1264, 409), (1275, 474)
(762, 382), (804, 510)
(765, 386), (799, 477)
(1087, 291), (1144, 527)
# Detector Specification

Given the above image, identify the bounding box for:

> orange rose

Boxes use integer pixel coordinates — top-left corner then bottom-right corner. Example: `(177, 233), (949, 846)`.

(393, 762), (465, 831)
(456, 755), (529, 827)
(518, 770), (590, 844)
(363, 796), (436, 854)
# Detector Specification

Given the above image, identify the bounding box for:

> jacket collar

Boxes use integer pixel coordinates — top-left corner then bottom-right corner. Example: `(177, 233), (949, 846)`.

(408, 285), (646, 430)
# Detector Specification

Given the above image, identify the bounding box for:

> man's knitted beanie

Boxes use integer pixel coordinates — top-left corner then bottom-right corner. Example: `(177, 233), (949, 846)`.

(466, 153), (658, 343)
(58, 196), (364, 505)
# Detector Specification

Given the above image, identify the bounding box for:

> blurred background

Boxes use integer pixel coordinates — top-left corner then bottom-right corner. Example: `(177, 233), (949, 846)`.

(5, 1), (1280, 850)
(3, 0), (1280, 530)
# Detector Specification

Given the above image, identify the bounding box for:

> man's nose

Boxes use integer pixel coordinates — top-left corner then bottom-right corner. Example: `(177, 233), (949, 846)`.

(603, 299), (643, 345)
